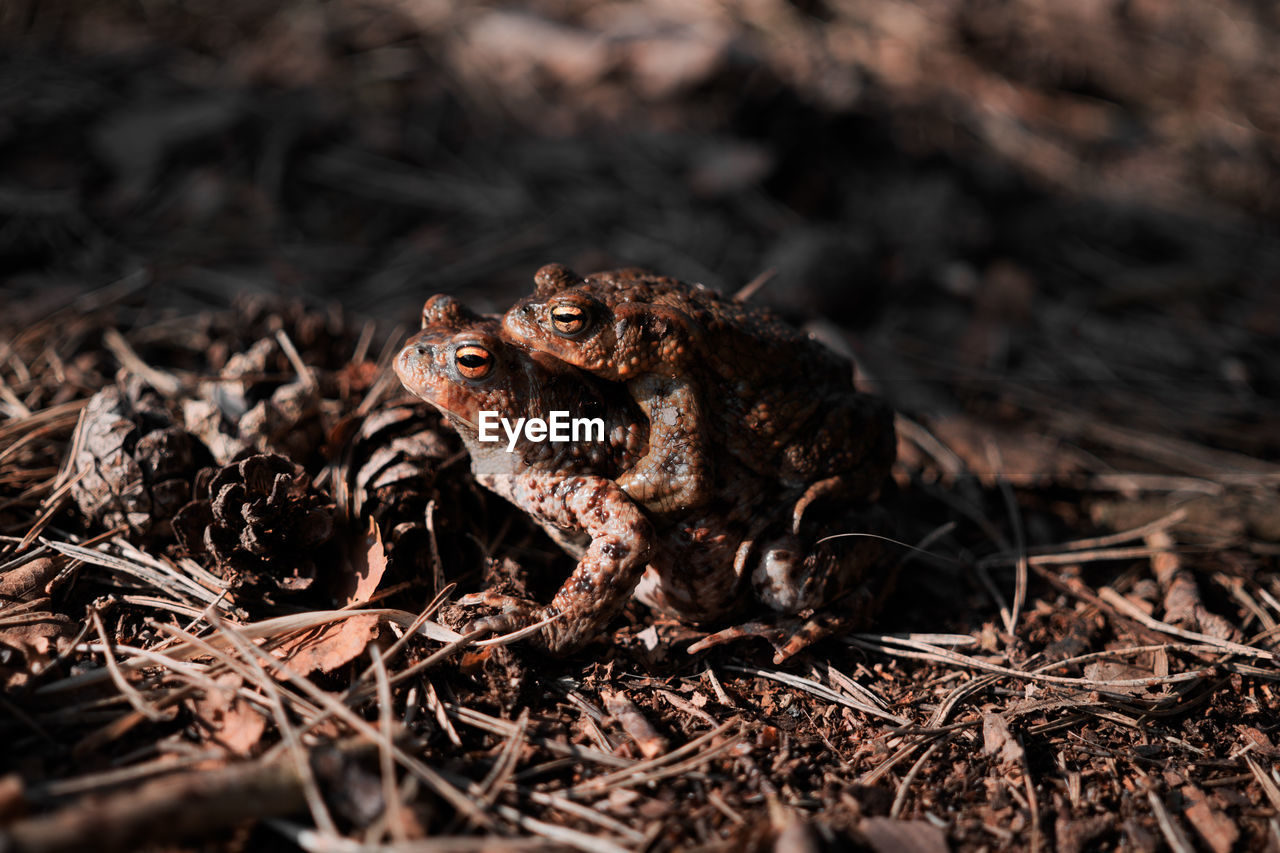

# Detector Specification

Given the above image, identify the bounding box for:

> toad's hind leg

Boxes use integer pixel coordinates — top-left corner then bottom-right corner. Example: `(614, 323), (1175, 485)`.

(690, 505), (900, 661)
(752, 503), (895, 614)
(616, 375), (712, 515)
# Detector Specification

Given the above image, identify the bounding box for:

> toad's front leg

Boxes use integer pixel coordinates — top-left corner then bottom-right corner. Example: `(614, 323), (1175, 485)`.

(472, 472), (653, 653)
(616, 375), (712, 515)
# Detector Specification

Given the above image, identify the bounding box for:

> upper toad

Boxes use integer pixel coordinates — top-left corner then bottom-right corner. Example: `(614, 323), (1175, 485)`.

(502, 264), (896, 523)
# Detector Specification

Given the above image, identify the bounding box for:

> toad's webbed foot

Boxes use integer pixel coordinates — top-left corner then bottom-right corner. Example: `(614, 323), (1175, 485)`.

(458, 591), (545, 642)
(459, 592), (598, 654)
(686, 608), (862, 664)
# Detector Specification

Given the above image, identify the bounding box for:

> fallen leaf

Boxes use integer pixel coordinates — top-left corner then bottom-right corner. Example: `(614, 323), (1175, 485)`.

(0, 556), (63, 600)
(925, 415), (1089, 487)
(189, 673), (267, 757)
(342, 516), (388, 606)
(982, 713), (1025, 769)
(1235, 725), (1280, 757)
(1083, 661), (1155, 695)
(0, 558), (75, 689)
(459, 647), (493, 675)
(273, 613), (381, 675)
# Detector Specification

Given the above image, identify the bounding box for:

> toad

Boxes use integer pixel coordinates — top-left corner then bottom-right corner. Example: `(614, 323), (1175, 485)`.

(396, 296), (893, 657)
(395, 295), (655, 652)
(502, 264), (896, 522)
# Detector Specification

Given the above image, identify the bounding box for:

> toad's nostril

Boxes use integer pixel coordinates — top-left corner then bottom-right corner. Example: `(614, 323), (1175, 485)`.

(416, 345), (428, 356)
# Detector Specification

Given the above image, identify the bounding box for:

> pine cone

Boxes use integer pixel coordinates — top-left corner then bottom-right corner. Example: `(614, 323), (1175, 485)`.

(173, 453), (334, 595)
(339, 402), (485, 592)
(70, 376), (213, 540)
(349, 404), (457, 519)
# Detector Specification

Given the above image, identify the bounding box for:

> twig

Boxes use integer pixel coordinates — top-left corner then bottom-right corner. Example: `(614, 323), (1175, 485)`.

(0, 747), (368, 853)
(491, 804), (632, 853)
(603, 688), (668, 759)
(889, 739), (942, 819)
(1147, 789), (1195, 853)
(1022, 734), (1042, 853)
(724, 664), (910, 724)
(733, 267), (777, 302)
(702, 665), (735, 707)
(655, 689), (720, 728)
(213, 619), (339, 838)
(88, 609), (169, 723)
(226, 628), (494, 828)
(523, 790), (646, 843)
(1098, 588), (1278, 661)
(1245, 756), (1280, 813)
(1019, 508), (1188, 555)
(846, 634), (1218, 691)
(860, 735), (939, 786)
(102, 328), (183, 396)
(370, 645), (407, 845)
(987, 439), (1028, 634)
(274, 329), (319, 390)
(568, 721), (739, 796)
(424, 679), (463, 747)
(980, 544), (1215, 570)
(477, 709), (528, 809)
(443, 704), (633, 770)
(32, 752), (226, 800)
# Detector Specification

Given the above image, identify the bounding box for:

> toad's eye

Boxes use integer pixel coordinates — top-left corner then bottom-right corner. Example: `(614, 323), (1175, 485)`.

(454, 345), (493, 380)
(550, 303), (588, 336)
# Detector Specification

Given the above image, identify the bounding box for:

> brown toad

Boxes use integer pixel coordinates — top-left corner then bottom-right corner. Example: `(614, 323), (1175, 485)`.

(502, 264), (896, 522)
(396, 296), (892, 657)
(396, 295), (656, 652)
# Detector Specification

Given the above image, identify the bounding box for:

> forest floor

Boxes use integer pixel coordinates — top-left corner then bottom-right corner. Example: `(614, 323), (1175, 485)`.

(2, 2), (1279, 851)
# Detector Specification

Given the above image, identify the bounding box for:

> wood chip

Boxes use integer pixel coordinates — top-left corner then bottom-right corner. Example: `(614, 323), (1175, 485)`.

(603, 688), (667, 760)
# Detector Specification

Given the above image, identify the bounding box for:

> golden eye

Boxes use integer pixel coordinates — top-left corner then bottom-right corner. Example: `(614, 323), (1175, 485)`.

(550, 303), (588, 336)
(454, 344), (493, 380)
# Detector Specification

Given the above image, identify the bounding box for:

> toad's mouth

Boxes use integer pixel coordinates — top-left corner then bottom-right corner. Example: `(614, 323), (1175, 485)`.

(392, 346), (431, 395)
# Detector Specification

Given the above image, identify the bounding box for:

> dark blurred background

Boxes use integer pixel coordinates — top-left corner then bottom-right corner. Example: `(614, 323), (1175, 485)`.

(3, 0), (1278, 457)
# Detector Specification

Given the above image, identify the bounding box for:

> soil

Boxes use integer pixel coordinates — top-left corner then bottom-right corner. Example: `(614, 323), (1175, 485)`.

(1, 2), (1278, 851)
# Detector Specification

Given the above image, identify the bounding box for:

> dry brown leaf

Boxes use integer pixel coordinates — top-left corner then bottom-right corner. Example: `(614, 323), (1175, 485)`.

(0, 557), (63, 600)
(189, 673), (267, 757)
(0, 558), (74, 688)
(0, 617), (73, 690)
(1082, 661), (1155, 696)
(271, 613), (381, 676)
(341, 516), (388, 606)
(603, 688), (667, 760)
(982, 713), (1025, 769)
(1235, 725), (1280, 758)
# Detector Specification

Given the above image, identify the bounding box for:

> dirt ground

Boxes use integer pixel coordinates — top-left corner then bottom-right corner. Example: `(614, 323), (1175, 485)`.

(2, 2), (1279, 851)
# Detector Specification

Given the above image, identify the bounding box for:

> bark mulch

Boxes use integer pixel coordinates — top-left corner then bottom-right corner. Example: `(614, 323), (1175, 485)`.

(2, 2), (1278, 851)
